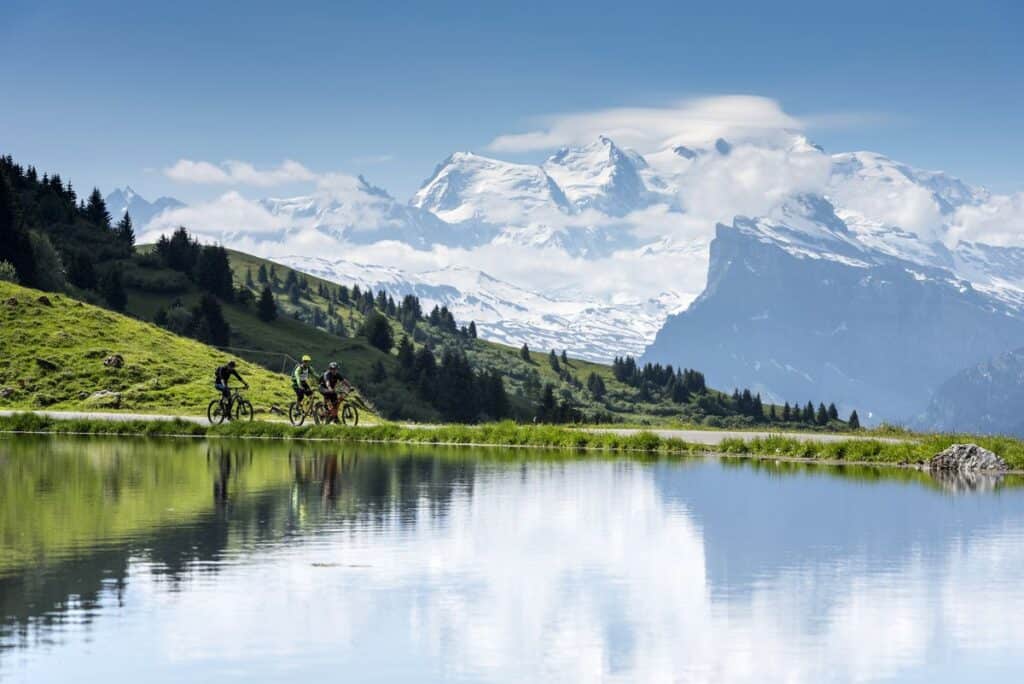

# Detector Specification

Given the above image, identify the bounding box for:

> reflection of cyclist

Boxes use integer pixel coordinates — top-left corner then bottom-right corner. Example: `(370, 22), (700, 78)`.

(292, 355), (316, 403)
(318, 362), (352, 421)
(214, 361), (247, 403)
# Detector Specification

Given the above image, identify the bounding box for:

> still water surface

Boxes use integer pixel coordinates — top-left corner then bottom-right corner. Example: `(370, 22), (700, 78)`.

(2, 436), (1024, 683)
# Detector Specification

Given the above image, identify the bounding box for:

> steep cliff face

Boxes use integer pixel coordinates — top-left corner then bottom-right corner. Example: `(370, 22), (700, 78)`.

(644, 219), (1024, 422)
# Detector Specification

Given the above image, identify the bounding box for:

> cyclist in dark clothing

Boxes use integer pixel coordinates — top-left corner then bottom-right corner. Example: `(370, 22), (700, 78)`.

(214, 361), (248, 403)
(318, 361), (352, 423)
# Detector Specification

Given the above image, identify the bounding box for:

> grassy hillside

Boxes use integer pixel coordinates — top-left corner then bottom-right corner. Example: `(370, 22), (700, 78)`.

(0, 280), (295, 414)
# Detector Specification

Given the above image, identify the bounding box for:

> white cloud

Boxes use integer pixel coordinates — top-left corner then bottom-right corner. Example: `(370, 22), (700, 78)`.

(164, 159), (317, 187)
(948, 192), (1024, 247)
(488, 95), (805, 153)
(138, 191), (285, 244)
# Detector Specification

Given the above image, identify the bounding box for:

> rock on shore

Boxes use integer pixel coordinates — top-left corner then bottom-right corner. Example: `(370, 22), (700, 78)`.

(929, 443), (1007, 472)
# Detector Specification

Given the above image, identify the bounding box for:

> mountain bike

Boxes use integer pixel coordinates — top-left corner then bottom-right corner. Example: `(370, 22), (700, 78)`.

(320, 385), (365, 426)
(288, 391), (324, 426)
(208, 387), (253, 425)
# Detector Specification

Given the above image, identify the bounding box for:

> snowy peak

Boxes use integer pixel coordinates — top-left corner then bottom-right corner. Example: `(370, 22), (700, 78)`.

(104, 187), (185, 227)
(543, 136), (649, 215)
(411, 151), (571, 226)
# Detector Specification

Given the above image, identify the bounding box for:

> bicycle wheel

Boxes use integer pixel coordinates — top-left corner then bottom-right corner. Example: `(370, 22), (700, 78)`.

(341, 403), (358, 426)
(207, 399), (226, 425)
(235, 399), (254, 422)
(288, 401), (305, 426)
(312, 401), (327, 425)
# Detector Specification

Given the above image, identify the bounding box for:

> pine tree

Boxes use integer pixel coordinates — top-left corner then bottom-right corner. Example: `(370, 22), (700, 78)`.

(115, 212), (135, 247)
(99, 266), (126, 312)
(549, 349), (560, 372)
(257, 285), (277, 322)
(244, 267), (255, 289)
(359, 311), (394, 352)
(560, 350), (569, 365)
(195, 245), (234, 300)
(782, 402), (791, 422)
(189, 294), (231, 346)
(0, 169), (36, 286)
(848, 410), (861, 430)
(519, 343), (531, 362)
(816, 402), (829, 426)
(803, 401), (815, 423)
(537, 384), (557, 422)
(257, 263), (268, 284)
(85, 188), (111, 228)
(468, 321), (477, 339)
(828, 403), (839, 421)
(586, 372), (606, 400)
(288, 282), (301, 305)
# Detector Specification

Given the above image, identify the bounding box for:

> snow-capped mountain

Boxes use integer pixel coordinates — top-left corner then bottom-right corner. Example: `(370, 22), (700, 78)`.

(277, 255), (687, 360)
(105, 186), (184, 226)
(259, 175), (464, 248)
(542, 136), (651, 216)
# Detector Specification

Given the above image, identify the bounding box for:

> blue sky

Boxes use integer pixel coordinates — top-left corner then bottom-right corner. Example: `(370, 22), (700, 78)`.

(2, 0), (1021, 202)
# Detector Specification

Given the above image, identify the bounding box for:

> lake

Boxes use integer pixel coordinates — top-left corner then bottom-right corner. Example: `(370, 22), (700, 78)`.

(2, 436), (1024, 683)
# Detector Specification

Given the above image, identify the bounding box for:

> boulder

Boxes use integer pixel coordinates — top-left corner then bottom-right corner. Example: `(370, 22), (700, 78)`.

(103, 354), (125, 369)
(269, 404), (285, 415)
(0, 387), (13, 399)
(4, 297), (17, 306)
(84, 390), (122, 409)
(35, 358), (58, 371)
(929, 443), (1007, 472)
(36, 295), (52, 306)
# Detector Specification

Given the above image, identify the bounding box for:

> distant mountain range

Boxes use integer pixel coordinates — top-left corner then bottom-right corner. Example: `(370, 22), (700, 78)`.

(105, 186), (184, 227)
(115, 132), (1024, 426)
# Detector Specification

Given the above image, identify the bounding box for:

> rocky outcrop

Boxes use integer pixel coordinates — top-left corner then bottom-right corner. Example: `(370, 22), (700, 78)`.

(103, 354), (124, 369)
(929, 443), (1007, 472)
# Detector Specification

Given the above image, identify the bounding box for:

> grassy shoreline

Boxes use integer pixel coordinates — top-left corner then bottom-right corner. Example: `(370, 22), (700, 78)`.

(4, 413), (1024, 470)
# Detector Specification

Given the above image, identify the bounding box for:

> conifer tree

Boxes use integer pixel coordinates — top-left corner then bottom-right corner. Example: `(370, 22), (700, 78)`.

(519, 343), (531, 362)
(257, 285), (277, 322)
(848, 410), (861, 430)
(257, 263), (268, 284)
(782, 402), (791, 422)
(99, 266), (126, 312)
(816, 402), (829, 426)
(85, 188), (111, 229)
(115, 212), (135, 247)
(468, 321), (477, 339)
(561, 350), (569, 365)
(828, 403), (839, 421)
(0, 169), (36, 286)
(245, 267), (255, 288)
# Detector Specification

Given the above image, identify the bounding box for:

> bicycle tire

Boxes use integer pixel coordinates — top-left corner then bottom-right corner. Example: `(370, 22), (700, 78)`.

(288, 401), (305, 427)
(312, 401), (327, 425)
(207, 399), (226, 425)
(341, 404), (358, 426)
(235, 399), (254, 422)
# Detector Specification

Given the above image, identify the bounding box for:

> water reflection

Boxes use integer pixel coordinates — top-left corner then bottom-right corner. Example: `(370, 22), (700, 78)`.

(2, 437), (1024, 683)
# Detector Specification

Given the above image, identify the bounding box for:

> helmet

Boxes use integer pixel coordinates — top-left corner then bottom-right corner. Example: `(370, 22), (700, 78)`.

(328, 361), (339, 371)
(227, 360), (237, 368)
(301, 355), (312, 363)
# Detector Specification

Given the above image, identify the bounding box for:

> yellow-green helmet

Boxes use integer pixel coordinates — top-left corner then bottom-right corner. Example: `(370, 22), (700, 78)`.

(301, 354), (312, 363)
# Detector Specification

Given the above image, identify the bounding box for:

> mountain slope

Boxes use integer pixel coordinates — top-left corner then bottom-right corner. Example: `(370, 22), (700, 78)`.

(0, 280), (294, 413)
(921, 348), (1024, 436)
(643, 204), (1024, 422)
(276, 254), (686, 360)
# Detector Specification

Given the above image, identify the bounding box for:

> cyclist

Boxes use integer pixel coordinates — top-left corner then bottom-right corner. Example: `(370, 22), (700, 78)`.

(318, 361), (352, 423)
(292, 354), (316, 404)
(214, 360), (248, 404)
